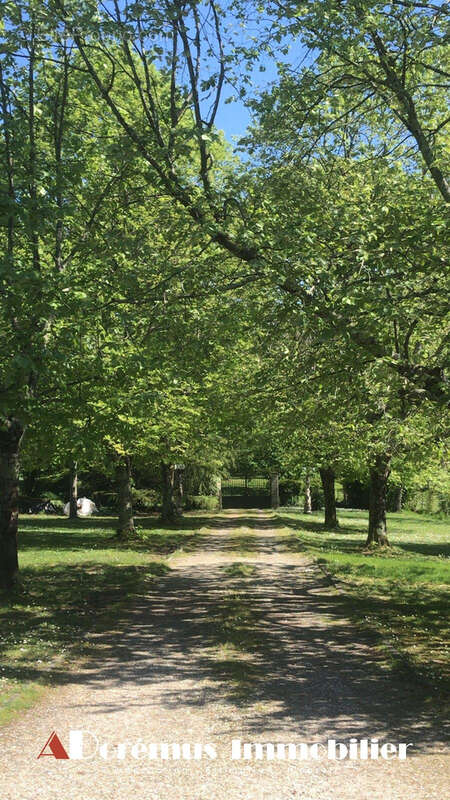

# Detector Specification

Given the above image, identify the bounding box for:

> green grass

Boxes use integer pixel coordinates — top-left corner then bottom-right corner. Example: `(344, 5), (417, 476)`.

(279, 508), (450, 697)
(204, 587), (265, 698)
(0, 513), (203, 727)
(223, 562), (256, 578)
(228, 526), (260, 556)
(3, 508), (449, 722)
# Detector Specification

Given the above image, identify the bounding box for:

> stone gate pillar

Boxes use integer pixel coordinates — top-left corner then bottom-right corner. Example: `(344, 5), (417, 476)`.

(270, 473), (280, 509)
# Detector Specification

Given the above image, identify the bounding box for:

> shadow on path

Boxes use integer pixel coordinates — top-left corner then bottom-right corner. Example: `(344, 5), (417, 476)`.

(4, 511), (447, 752)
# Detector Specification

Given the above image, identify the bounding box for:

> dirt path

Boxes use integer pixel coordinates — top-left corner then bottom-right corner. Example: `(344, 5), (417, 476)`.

(0, 510), (448, 799)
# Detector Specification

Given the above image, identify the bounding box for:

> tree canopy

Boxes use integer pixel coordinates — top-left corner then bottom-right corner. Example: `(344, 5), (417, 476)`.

(0, 0), (448, 588)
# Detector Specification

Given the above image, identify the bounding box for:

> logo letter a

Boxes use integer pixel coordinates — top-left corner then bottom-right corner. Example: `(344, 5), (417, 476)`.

(37, 731), (69, 759)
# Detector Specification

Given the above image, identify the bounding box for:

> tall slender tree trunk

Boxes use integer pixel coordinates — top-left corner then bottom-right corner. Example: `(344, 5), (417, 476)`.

(116, 456), (134, 538)
(23, 470), (38, 498)
(161, 462), (177, 523)
(319, 465), (338, 529)
(0, 418), (24, 591)
(342, 484), (349, 507)
(393, 485), (403, 512)
(366, 453), (391, 546)
(303, 474), (312, 514)
(174, 467), (184, 517)
(69, 460), (78, 519)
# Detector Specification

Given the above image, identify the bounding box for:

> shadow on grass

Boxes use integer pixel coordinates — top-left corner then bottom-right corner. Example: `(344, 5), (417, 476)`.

(4, 509), (448, 745)
(19, 516), (120, 531)
(280, 514), (450, 559)
(396, 542), (450, 558)
(19, 513), (217, 532)
(0, 560), (169, 689)
(18, 509), (286, 537)
(281, 515), (366, 550)
(18, 516), (204, 554)
(1, 557), (446, 749)
(391, 514), (450, 526)
(2, 506), (446, 747)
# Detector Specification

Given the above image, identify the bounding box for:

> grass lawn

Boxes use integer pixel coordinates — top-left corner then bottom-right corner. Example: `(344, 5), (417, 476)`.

(279, 508), (450, 700)
(0, 513), (207, 727)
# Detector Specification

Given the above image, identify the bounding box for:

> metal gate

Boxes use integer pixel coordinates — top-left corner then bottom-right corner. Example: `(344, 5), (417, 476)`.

(221, 476), (271, 509)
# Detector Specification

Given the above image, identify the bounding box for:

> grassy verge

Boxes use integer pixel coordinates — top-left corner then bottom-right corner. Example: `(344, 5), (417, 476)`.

(0, 513), (206, 727)
(279, 508), (450, 699)
(205, 565), (266, 699)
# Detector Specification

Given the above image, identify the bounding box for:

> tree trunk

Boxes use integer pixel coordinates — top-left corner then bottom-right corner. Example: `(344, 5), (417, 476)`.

(173, 467), (184, 517)
(342, 485), (349, 507)
(161, 462), (177, 523)
(319, 465), (338, 529)
(23, 470), (38, 498)
(216, 476), (223, 511)
(0, 418), (24, 591)
(69, 460), (78, 519)
(393, 485), (403, 512)
(303, 474), (312, 514)
(366, 453), (391, 546)
(116, 456), (135, 538)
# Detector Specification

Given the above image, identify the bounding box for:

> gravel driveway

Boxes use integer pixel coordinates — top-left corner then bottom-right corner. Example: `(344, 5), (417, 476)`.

(0, 510), (447, 799)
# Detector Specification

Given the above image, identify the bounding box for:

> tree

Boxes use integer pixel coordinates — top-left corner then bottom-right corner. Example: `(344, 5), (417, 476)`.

(239, 0), (450, 201)
(0, 5), (189, 580)
(2, 0), (448, 585)
(319, 466), (338, 529)
(0, 7), (93, 586)
(46, 1), (448, 412)
(53, 0), (262, 263)
(234, 257), (449, 544)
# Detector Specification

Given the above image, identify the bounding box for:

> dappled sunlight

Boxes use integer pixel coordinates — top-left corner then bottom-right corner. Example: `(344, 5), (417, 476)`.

(279, 509), (450, 558)
(27, 556), (443, 750)
(2, 511), (446, 753)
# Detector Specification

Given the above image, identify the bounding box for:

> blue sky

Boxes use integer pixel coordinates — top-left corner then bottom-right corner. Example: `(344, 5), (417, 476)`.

(193, 2), (311, 146)
(212, 38), (310, 146)
(215, 99), (252, 143)
(95, 1), (311, 146)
